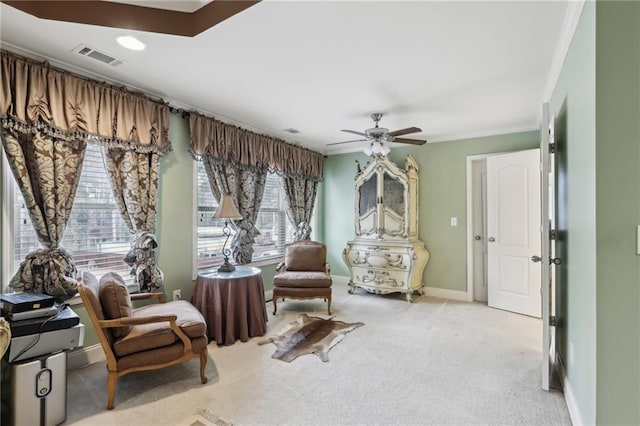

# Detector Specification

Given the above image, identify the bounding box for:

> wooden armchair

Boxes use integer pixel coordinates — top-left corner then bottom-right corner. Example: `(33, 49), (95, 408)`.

(272, 240), (332, 315)
(78, 271), (208, 410)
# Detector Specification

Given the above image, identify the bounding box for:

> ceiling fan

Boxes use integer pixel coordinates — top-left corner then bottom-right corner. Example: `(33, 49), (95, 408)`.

(328, 113), (426, 155)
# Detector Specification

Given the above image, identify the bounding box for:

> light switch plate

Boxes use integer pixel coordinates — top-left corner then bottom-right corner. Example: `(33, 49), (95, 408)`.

(450, 217), (457, 227)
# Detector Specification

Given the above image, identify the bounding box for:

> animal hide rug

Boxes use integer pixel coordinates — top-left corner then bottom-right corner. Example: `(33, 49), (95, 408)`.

(258, 314), (364, 362)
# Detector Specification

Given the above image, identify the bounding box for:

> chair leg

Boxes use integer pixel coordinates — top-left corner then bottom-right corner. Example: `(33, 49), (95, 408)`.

(273, 296), (278, 315)
(327, 295), (332, 315)
(199, 351), (208, 384)
(107, 371), (117, 410)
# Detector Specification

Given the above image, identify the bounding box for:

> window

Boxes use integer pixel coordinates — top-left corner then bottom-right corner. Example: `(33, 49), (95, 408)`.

(4, 144), (133, 288)
(195, 162), (295, 269)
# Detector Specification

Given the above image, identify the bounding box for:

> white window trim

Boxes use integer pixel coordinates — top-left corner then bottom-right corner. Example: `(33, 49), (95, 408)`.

(2, 149), (16, 291)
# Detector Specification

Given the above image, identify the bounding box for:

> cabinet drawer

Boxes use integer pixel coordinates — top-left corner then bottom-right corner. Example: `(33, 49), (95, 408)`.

(347, 247), (411, 271)
(351, 266), (408, 290)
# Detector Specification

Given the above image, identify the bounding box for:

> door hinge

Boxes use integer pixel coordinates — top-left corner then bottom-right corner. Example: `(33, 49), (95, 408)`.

(550, 316), (557, 327)
(550, 229), (557, 240)
(549, 143), (556, 154)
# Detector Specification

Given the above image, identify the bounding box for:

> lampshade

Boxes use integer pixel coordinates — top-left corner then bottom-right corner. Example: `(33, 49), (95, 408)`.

(380, 143), (391, 155)
(363, 144), (373, 156)
(213, 194), (243, 220)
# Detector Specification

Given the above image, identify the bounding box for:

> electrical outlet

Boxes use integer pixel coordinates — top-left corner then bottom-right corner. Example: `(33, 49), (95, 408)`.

(172, 289), (181, 301)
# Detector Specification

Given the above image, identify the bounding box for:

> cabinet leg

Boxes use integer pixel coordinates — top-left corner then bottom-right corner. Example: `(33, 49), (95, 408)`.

(406, 292), (413, 303)
(418, 287), (425, 296)
(348, 282), (356, 294)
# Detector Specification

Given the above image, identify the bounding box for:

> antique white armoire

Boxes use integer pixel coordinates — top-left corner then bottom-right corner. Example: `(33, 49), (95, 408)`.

(342, 154), (429, 302)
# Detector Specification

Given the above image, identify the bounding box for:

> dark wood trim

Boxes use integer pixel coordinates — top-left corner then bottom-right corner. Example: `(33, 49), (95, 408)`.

(1, 0), (260, 37)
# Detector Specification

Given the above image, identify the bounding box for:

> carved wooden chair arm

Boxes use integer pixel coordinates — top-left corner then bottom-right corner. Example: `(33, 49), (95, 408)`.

(99, 314), (177, 328)
(130, 292), (165, 303)
(99, 314), (193, 353)
(275, 262), (285, 272)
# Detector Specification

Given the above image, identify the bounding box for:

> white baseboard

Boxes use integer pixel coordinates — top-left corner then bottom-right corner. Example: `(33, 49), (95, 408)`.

(557, 355), (584, 426)
(331, 275), (350, 286)
(423, 286), (469, 302)
(68, 344), (105, 369)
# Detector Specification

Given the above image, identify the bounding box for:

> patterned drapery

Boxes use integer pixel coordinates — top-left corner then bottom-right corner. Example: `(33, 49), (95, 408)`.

(189, 112), (323, 263)
(2, 130), (86, 300)
(0, 51), (171, 154)
(281, 176), (318, 241)
(1, 50), (171, 298)
(189, 112), (324, 182)
(203, 159), (267, 264)
(103, 148), (163, 291)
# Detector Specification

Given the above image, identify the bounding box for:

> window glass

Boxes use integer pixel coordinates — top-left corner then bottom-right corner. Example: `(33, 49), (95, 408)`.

(8, 144), (133, 286)
(195, 163), (295, 269)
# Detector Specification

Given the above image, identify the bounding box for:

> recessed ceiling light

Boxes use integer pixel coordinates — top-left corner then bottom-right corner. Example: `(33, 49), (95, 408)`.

(116, 35), (146, 51)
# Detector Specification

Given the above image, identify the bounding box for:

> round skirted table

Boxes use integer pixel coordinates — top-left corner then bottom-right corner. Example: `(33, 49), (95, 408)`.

(192, 266), (268, 345)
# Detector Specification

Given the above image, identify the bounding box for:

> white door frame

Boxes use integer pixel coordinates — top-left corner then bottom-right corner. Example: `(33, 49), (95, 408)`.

(465, 153), (495, 302)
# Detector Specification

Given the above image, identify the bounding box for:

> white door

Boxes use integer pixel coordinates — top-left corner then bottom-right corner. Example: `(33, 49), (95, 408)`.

(487, 149), (541, 318)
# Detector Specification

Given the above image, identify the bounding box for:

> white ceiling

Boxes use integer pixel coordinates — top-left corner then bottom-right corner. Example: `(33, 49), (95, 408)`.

(0, 1), (573, 155)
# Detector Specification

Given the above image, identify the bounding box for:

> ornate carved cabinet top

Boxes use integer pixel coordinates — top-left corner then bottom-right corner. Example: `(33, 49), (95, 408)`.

(354, 155), (420, 241)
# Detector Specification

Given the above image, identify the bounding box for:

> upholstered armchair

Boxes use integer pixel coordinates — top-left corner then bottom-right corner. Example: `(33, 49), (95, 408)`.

(78, 271), (208, 410)
(272, 240), (332, 315)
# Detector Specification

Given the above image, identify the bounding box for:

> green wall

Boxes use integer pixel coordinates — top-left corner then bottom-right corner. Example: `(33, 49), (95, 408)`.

(548, 1), (597, 423)
(594, 1), (640, 424)
(322, 131), (539, 292)
(547, 2), (640, 423)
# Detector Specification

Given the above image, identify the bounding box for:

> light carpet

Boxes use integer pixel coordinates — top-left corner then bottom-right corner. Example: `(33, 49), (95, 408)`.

(66, 282), (571, 425)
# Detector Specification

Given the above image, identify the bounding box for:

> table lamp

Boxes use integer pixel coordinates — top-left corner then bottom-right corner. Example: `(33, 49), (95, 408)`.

(213, 194), (243, 272)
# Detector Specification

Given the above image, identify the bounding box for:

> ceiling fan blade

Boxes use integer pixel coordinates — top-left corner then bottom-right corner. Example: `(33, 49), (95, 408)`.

(327, 139), (368, 146)
(392, 137), (427, 146)
(341, 129), (367, 137)
(388, 126), (422, 137)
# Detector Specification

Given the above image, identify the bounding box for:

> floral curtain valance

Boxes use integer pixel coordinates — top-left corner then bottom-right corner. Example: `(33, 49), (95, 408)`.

(189, 112), (324, 182)
(0, 51), (171, 154)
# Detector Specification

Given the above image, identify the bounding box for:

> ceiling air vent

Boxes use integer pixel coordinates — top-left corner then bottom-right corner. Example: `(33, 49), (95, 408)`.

(72, 44), (123, 67)
(284, 128), (300, 134)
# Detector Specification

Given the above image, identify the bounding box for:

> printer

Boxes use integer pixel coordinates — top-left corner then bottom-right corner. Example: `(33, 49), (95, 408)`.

(1, 292), (84, 426)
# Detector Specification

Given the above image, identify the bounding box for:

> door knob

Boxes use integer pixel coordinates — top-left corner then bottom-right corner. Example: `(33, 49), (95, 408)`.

(474, 235), (481, 241)
(488, 237), (495, 242)
(531, 255), (542, 262)
(551, 257), (562, 265)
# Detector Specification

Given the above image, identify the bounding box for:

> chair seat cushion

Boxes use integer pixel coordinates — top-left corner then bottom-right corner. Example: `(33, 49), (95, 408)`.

(113, 300), (206, 357)
(273, 271), (332, 288)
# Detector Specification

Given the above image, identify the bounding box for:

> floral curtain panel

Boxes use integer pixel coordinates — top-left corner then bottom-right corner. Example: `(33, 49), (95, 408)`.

(1, 51), (171, 299)
(203, 159), (267, 264)
(103, 149), (163, 291)
(2, 130), (85, 299)
(189, 112), (324, 263)
(281, 176), (319, 241)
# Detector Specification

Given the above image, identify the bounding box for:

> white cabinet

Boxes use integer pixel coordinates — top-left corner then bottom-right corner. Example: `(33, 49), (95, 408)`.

(343, 155), (429, 302)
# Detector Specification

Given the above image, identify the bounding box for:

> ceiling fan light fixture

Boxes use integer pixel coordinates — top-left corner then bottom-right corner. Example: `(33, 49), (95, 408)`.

(380, 143), (391, 156)
(363, 144), (373, 156)
(371, 142), (382, 155)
